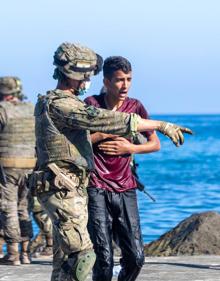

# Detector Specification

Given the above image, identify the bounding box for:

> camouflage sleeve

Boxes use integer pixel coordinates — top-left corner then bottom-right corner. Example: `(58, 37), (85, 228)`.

(50, 96), (140, 137)
(132, 132), (148, 144)
(0, 106), (7, 131)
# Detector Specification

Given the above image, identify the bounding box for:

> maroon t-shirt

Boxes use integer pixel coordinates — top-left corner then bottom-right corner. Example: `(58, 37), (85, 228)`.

(84, 93), (150, 192)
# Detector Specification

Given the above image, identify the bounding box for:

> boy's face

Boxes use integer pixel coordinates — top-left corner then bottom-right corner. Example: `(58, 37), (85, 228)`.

(104, 70), (132, 102)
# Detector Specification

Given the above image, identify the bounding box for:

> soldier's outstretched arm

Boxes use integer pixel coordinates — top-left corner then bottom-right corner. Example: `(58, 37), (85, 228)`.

(50, 99), (192, 147)
(137, 118), (193, 147)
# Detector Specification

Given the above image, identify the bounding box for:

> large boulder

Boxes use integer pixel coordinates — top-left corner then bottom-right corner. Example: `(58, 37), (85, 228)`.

(144, 211), (220, 256)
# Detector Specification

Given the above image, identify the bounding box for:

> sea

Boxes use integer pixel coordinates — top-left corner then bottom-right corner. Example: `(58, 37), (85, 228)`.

(137, 114), (220, 243)
(32, 114), (220, 244)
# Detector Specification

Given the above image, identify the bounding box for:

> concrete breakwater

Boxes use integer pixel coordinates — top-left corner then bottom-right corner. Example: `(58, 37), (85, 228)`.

(1, 256), (220, 281)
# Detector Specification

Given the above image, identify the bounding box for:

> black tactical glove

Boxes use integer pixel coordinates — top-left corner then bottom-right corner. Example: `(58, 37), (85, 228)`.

(158, 122), (193, 146)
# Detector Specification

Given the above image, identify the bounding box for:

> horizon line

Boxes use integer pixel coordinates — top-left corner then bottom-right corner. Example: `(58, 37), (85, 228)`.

(151, 112), (220, 115)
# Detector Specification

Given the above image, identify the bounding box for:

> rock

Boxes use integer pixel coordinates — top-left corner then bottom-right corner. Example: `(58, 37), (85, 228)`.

(144, 211), (220, 256)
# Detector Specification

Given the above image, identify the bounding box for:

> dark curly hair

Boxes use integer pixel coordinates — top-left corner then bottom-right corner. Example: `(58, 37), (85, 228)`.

(103, 56), (132, 80)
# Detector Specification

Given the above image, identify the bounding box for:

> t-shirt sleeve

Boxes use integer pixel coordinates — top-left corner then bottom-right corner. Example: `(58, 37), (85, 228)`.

(136, 100), (149, 119)
(84, 96), (99, 107)
(84, 96), (93, 106)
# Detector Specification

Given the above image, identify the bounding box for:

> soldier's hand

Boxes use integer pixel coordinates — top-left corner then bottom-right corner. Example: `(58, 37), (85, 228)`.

(158, 121), (193, 146)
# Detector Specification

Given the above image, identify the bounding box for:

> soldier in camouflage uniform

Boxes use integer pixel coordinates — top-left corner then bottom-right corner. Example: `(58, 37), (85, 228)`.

(33, 42), (192, 281)
(0, 77), (36, 265)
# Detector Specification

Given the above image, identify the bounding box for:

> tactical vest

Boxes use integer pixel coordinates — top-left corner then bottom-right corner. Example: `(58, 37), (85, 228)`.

(0, 101), (36, 168)
(35, 92), (94, 170)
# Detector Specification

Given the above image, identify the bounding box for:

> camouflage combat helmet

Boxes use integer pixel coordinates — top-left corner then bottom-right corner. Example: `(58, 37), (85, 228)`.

(53, 42), (103, 80)
(0, 76), (22, 95)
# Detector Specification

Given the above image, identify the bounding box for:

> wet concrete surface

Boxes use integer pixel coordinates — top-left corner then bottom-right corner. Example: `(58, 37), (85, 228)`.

(0, 255), (220, 281)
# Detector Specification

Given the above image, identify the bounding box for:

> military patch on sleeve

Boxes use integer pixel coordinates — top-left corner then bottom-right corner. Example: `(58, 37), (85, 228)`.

(85, 105), (100, 118)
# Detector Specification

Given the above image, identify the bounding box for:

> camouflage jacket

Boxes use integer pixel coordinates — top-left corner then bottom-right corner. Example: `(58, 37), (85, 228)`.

(35, 89), (140, 170)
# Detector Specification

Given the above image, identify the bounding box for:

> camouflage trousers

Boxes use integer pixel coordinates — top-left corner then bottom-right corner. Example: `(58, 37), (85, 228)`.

(29, 195), (52, 239)
(0, 168), (33, 243)
(37, 172), (92, 281)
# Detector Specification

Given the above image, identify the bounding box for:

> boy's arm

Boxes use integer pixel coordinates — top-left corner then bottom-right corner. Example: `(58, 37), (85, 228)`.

(98, 132), (160, 155)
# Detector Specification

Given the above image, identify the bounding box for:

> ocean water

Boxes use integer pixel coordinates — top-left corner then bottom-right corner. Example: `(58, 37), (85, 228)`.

(137, 114), (220, 243)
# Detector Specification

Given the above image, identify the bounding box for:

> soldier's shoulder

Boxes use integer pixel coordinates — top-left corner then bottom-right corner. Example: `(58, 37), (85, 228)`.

(0, 101), (9, 108)
(36, 90), (84, 115)
(35, 90), (58, 105)
(43, 90), (79, 107)
(13, 101), (35, 116)
(0, 101), (15, 114)
(49, 89), (74, 100)
(52, 91), (84, 109)
(36, 92), (47, 101)
(34, 93), (48, 116)
(19, 101), (34, 108)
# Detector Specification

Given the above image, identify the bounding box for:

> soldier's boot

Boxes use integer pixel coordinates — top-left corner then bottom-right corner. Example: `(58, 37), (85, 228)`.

(40, 237), (53, 257)
(20, 240), (31, 264)
(28, 232), (45, 256)
(58, 249), (96, 281)
(0, 238), (5, 258)
(0, 242), (21, 266)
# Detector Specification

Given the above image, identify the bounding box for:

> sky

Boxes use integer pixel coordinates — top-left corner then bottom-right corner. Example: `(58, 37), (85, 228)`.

(1, 0), (219, 114)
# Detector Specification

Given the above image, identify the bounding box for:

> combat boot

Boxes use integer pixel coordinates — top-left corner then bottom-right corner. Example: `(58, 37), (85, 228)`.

(28, 232), (45, 257)
(20, 240), (31, 264)
(40, 245), (53, 257)
(0, 242), (21, 266)
(40, 237), (53, 257)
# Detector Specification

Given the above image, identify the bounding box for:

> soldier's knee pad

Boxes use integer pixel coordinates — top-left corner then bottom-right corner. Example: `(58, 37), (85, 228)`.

(60, 249), (96, 281)
(73, 250), (96, 281)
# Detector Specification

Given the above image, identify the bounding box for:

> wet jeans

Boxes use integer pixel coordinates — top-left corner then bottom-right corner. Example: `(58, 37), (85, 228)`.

(88, 187), (145, 281)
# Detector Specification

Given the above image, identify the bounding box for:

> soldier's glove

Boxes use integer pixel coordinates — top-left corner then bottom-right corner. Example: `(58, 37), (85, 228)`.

(158, 122), (193, 146)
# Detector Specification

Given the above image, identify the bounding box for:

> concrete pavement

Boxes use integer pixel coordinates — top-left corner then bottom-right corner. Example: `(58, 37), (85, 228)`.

(0, 255), (220, 281)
